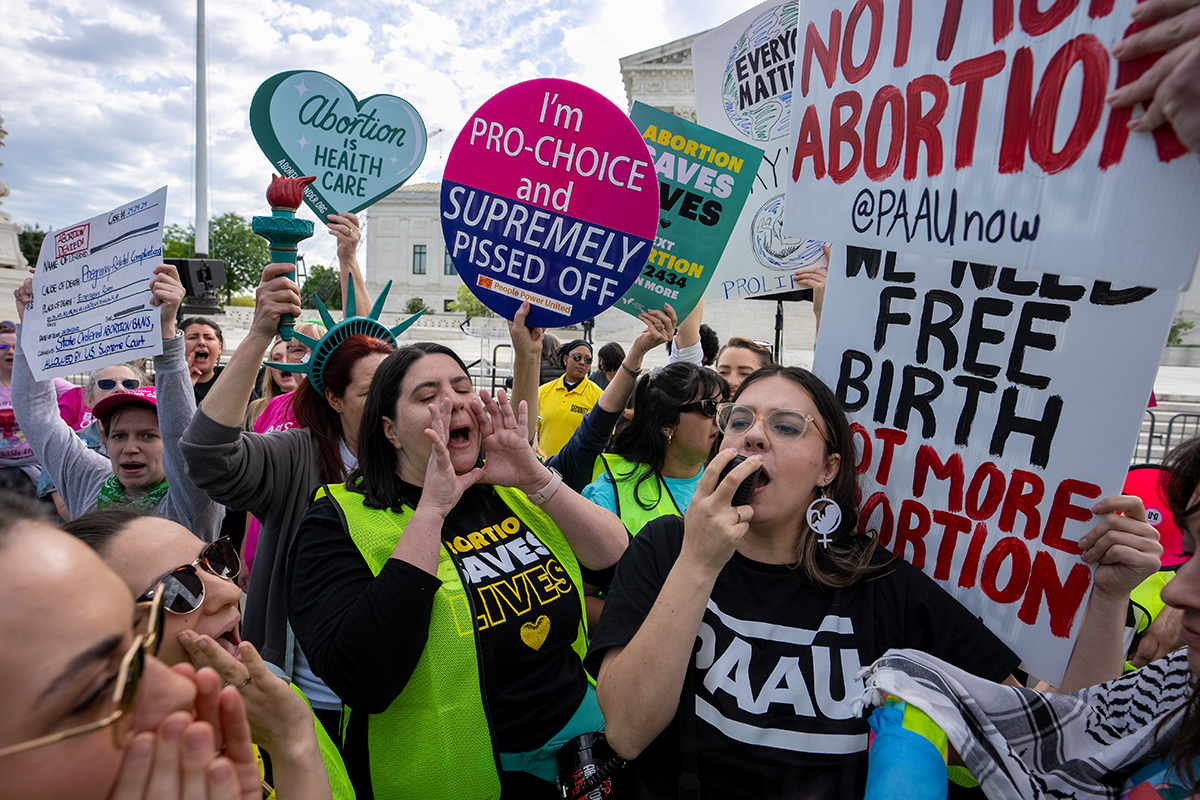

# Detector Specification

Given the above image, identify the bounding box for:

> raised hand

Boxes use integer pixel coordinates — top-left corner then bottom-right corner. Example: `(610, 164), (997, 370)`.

(475, 388), (548, 492)
(251, 262), (304, 338)
(416, 395), (484, 517)
(680, 449), (762, 574)
(149, 264), (186, 338)
(1079, 494), (1164, 599)
(508, 300), (545, 359)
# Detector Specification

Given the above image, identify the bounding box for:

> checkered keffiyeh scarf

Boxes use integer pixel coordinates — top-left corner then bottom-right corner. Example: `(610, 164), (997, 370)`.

(857, 648), (1194, 799)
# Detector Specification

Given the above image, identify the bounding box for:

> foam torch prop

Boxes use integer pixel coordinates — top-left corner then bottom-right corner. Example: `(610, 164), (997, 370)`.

(252, 174), (317, 341)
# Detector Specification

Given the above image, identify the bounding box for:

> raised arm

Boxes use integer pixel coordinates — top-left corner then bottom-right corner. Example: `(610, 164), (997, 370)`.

(671, 299), (703, 364)
(597, 450), (763, 758)
(198, 263), (302, 428)
(598, 304), (676, 414)
(147, 266), (220, 540)
(326, 212), (371, 315)
(1055, 494), (1163, 691)
(506, 301), (544, 440)
(12, 280), (111, 519)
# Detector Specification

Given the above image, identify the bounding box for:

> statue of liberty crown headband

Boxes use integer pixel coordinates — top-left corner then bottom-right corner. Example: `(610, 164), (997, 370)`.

(265, 279), (424, 395)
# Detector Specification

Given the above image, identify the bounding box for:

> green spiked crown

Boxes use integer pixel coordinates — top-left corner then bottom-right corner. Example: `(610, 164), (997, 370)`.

(266, 279), (424, 395)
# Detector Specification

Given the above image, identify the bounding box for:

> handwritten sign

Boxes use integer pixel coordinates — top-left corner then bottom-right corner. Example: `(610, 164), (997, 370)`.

(784, 0), (1200, 288)
(811, 247), (1177, 684)
(693, 1), (830, 301)
(620, 103), (765, 321)
(441, 78), (659, 327)
(249, 71), (427, 218)
(21, 187), (168, 381)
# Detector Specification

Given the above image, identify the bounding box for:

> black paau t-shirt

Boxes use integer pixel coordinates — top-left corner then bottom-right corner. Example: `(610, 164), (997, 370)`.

(430, 483), (587, 750)
(586, 516), (1019, 800)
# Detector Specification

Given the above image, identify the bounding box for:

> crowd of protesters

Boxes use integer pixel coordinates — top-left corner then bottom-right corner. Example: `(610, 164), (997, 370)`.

(2, 12), (1200, 799)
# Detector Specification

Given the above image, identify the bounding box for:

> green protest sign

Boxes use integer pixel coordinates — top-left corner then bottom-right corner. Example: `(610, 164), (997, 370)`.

(617, 102), (764, 320)
(249, 70), (427, 218)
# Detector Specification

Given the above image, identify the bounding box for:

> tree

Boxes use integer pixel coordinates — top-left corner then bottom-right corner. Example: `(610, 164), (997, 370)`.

(18, 225), (46, 266)
(453, 284), (493, 318)
(404, 296), (431, 315)
(301, 264), (341, 310)
(160, 214), (271, 302)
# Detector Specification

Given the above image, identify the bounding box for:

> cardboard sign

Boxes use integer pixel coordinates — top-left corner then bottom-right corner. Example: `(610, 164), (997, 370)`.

(440, 79), (659, 328)
(810, 246), (1177, 684)
(621, 102), (765, 321)
(784, 0), (1200, 289)
(693, 1), (830, 301)
(21, 187), (168, 381)
(250, 70), (427, 218)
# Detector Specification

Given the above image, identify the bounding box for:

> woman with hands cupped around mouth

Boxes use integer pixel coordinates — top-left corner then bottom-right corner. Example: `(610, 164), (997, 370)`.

(588, 364), (1162, 800)
(286, 343), (628, 799)
(0, 495), (262, 800)
(61, 506), (349, 800)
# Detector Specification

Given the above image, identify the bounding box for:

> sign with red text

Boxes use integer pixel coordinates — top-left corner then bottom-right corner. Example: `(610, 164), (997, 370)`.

(22, 187), (168, 381)
(811, 247), (1177, 684)
(694, 1), (832, 301)
(784, 0), (1200, 289)
(441, 79), (659, 327)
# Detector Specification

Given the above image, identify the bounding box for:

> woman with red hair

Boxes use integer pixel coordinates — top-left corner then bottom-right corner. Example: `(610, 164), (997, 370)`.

(180, 261), (409, 733)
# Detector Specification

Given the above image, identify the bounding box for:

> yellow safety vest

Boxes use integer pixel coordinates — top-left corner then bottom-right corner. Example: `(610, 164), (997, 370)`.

(317, 482), (589, 800)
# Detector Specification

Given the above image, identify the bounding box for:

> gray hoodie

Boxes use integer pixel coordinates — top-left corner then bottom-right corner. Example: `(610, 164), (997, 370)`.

(13, 327), (223, 541)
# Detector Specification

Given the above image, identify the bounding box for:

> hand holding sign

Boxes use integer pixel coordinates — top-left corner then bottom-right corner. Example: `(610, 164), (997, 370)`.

(1078, 494), (1163, 600)
(250, 71), (427, 218)
(148, 264), (185, 339)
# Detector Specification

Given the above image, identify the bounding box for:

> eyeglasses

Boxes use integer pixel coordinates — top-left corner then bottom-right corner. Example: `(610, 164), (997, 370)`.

(0, 343), (11, 351)
(0, 586), (164, 758)
(569, 354), (593, 364)
(97, 378), (141, 391)
(136, 537), (240, 614)
(716, 403), (828, 443)
(678, 397), (720, 418)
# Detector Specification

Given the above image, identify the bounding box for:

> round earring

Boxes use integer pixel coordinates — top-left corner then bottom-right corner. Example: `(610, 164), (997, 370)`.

(806, 486), (842, 548)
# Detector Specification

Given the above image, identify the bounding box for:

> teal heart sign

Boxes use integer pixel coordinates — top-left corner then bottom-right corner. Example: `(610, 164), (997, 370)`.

(249, 70), (427, 218)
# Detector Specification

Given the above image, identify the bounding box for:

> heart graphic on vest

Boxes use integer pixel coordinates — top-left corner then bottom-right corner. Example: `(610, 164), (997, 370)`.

(249, 70), (427, 218)
(520, 615), (551, 651)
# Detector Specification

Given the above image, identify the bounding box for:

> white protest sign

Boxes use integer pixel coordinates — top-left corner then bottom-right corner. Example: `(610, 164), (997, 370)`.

(22, 187), (168, 381)
(785, 0), (1200, 288)
(811, 246), (1176, 684)
(693, 1), (830, 301)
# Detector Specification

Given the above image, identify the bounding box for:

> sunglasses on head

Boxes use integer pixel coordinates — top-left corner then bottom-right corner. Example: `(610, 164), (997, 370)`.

(0, 585), (164, 758)
(570, 353), (593, 364)
(97, 378), (141, 391)
(678, 397), (721, 418)
(136, 537), (240, 614)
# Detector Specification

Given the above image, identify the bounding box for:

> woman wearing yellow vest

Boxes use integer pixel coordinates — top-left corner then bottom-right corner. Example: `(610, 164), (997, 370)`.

(287, 343), (629, 800)
(582, 362), (727, 537)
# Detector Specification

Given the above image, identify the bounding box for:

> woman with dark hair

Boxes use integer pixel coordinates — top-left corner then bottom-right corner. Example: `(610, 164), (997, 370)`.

(287, 342), (628, 799)
(589, 364), (1156, 799)
(181, 262), (417, 730)
(61, 506), (351, 800)
(589, 342), (626, 390)
(582, 362), (726, 536)
(0, 495), (262, 800)
(537, 338), (602, 457)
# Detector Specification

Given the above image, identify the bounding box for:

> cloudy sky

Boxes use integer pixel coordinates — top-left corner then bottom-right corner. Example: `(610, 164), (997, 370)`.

(2, 0), (763, 269)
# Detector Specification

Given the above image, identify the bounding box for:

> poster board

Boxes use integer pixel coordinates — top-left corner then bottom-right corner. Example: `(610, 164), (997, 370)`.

(621, 103), (765, 320)
(250, 70), (427, 219)
(811, 246), (1177, 684)
(693, 1), (829, 301)
(441, 78), (659, 328)
(784, 0), (1200, 288)
(21, 187), (168, 382)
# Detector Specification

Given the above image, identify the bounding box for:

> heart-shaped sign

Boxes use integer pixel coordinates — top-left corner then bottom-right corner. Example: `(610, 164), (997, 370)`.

(249, 70), (427, 218)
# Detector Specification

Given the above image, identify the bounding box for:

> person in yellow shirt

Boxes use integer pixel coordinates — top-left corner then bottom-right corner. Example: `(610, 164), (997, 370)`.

(538, 339), (603, 457)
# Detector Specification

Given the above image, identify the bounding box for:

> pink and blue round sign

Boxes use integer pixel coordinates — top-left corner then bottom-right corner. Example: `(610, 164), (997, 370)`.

(441, 78), (659, 327)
